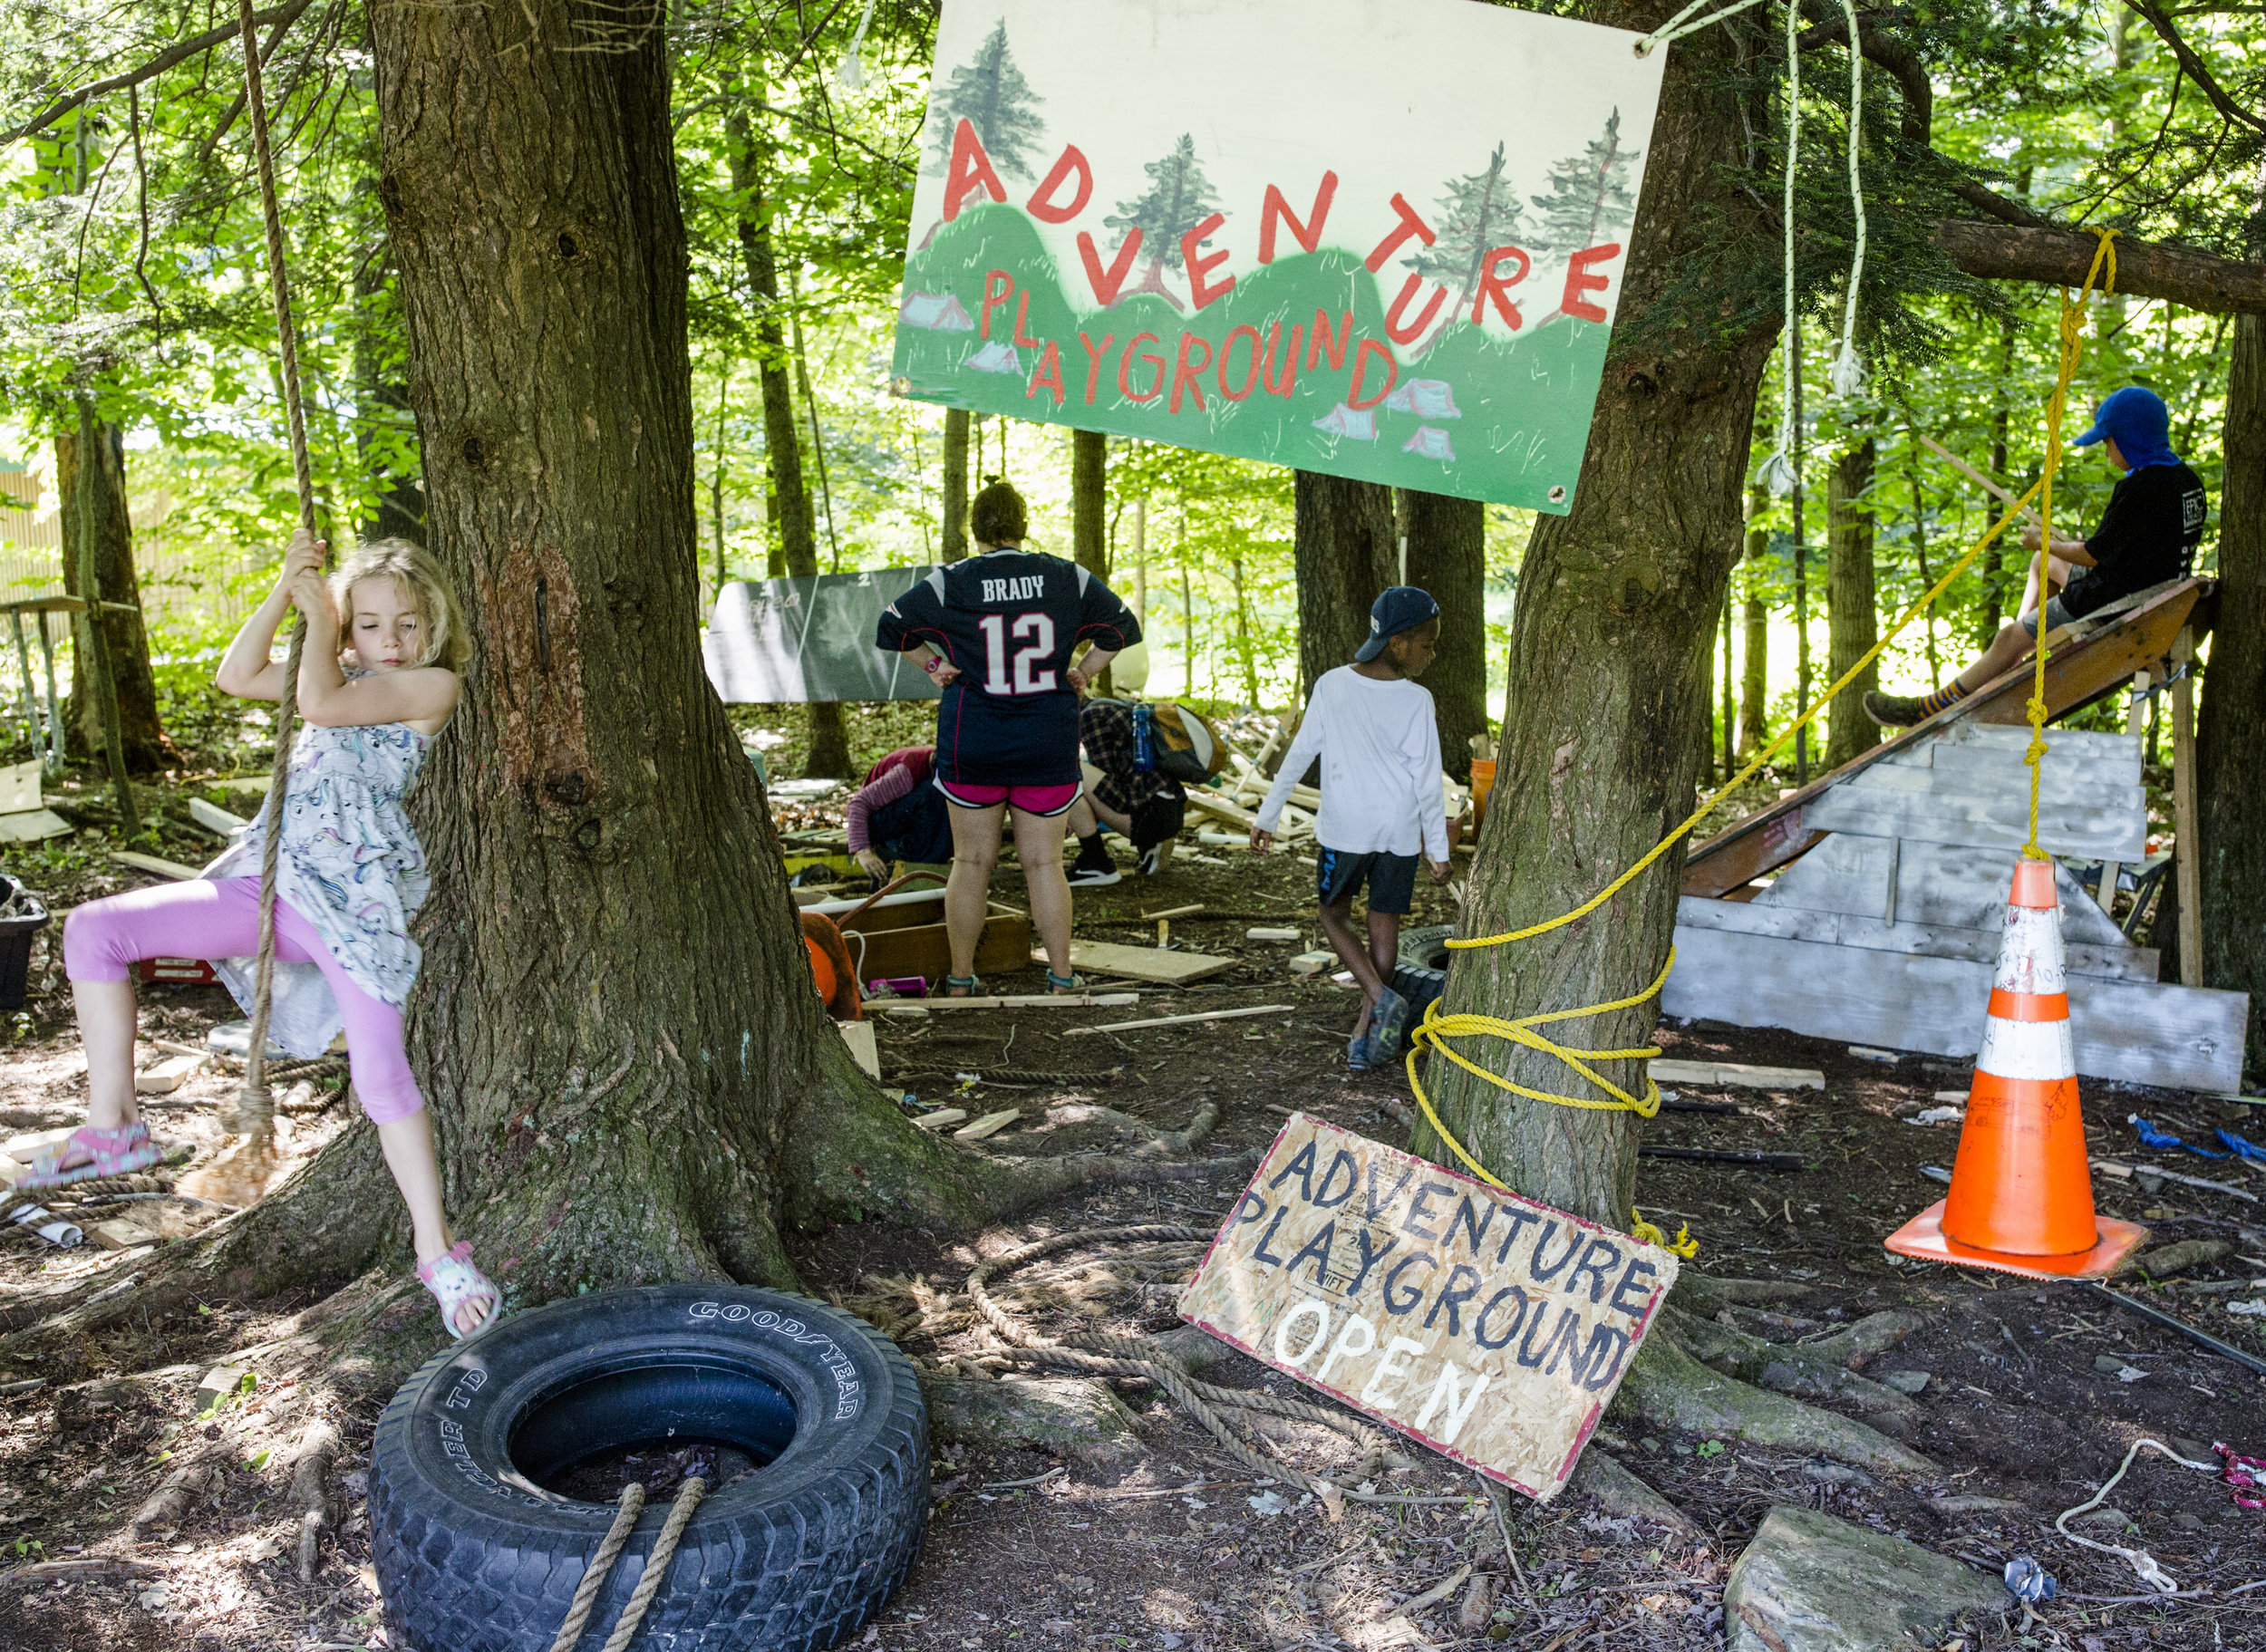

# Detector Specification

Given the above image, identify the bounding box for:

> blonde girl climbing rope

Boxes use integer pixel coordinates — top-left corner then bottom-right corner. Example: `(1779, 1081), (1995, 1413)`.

(34, 531), (502, 1341)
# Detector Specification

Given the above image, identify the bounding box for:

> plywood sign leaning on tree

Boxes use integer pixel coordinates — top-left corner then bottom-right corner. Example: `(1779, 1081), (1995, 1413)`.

(890, 0), (1666, 514)
(1180, 1115), (1678, 1501)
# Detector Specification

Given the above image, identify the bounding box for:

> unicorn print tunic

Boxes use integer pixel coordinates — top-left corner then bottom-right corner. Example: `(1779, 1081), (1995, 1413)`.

(204, 712), (434, 1058)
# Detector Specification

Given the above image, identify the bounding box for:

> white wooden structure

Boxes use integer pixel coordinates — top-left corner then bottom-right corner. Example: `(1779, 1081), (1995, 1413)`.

(1664, 721), (2248, 1093)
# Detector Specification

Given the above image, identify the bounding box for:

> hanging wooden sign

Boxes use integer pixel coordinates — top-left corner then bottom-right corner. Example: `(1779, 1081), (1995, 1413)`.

(1178, 1115), (1678, 1501)
(891, 0), (1665, 514)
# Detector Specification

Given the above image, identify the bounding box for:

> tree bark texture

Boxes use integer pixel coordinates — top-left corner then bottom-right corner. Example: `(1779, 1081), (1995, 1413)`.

(232, 0), (967, 1307)
(1932, 219), (2266, 314)
(1400, 490), (1488, 780)
(2198, 311), (2266, 1076)
(1293, 471), (1394, 700)
(1071, 428), (1109, 693)
(1410, 19), (1774, 1228)
(942, 408), (971, 562)
(1824, 438), (1880, 771)
(1738, 490), (1768, 754)
(55, 420), (168, 772)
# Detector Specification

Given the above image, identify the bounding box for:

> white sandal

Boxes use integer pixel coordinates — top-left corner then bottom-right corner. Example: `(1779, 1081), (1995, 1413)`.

(416, 1241), (502, 1341)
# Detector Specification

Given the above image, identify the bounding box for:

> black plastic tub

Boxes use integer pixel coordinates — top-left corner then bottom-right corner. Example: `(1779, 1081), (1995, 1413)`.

(0, 874), (52, 1011)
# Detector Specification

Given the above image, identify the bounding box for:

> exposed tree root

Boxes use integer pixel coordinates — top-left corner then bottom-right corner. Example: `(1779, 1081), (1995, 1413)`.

(1612, 1335), (1936, 1478)
(1570, 1449), (1703, 1541)
(1667, 1272), (1821, 1318)
(1667, 1306), (1925, 1418)
(286, 1418), (340, 1583)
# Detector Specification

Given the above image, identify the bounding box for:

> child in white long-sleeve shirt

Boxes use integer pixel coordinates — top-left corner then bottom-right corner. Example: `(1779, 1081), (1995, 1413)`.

(1251, 586), (1450, 1070)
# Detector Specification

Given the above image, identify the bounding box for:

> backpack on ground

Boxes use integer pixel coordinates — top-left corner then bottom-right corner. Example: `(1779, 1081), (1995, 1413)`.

(1150, 702), (1228, 786)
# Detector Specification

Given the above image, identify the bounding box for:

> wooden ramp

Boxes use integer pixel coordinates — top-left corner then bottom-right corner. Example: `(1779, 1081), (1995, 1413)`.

(1665, 578), (2247, 1093)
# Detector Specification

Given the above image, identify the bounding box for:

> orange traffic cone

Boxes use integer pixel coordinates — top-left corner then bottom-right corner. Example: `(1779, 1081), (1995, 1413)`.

(1884, 857), (2146, 1280)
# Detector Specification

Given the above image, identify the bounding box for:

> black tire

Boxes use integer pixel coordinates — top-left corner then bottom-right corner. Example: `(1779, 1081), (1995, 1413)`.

(371, 1285), (927, 1652)
(1392, 923), (1455, 1019)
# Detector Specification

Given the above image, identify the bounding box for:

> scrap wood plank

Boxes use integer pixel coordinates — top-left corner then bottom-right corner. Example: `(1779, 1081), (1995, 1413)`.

(1185, 790), (1260, 831)
(1647, 1058), (1825, 1092)
(1681, 576), (2211, 898)
(954, 1108), (1022, 1141)
(911, 1107), (970, 1132)
(1046, 940), (1235, 985)
(187, 797), (247, 837)
(0, 807), (70, 845)
(110, 850), (203, 881)
(874, 992), (1139, 1013)
(1063, 1002), (1293, 1036)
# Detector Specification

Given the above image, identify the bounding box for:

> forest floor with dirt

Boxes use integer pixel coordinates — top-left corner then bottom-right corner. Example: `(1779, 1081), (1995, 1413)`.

(0, 729), (2263, 1651)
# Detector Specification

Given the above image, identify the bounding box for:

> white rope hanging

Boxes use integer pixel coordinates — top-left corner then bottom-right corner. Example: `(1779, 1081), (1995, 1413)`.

(1827, 0), (1869, 400)
(836, 0), (878, 91)
(1755, 0), (1804, 496)
(1632, 0), (1770, 56)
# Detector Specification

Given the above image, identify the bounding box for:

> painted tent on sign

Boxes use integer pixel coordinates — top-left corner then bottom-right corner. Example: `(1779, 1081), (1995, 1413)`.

(890, 0), (1665, 514)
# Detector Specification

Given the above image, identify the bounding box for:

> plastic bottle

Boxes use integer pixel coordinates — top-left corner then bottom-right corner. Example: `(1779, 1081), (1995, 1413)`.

(1133, 703), (1157, 772)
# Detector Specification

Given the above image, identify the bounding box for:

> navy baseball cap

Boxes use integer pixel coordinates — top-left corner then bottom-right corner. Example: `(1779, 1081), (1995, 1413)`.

(1354, 586), (1441, 662)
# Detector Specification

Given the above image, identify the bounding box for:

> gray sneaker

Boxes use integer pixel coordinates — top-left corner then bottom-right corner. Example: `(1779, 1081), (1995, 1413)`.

(1864, 689), (1928, 728)
(1346, 1033), (1374, 1072)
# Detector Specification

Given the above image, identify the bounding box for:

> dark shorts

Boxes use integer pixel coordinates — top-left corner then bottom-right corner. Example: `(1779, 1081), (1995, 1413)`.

(1316, 846), (1419, 915)
(2019, 594), (2077, 639)
(1128, 793), (1186, 851)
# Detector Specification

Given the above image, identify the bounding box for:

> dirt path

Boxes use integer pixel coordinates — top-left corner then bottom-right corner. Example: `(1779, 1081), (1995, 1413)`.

(3, 791), (2264, 1649)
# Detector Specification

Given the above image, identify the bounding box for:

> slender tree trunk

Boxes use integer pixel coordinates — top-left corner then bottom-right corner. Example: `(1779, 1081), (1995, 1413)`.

(941, 409), (970, 562)
(1293, 472), (1395, 700)
(1981, 307), (2019, 642)
(1789, 323), (1810, 785)
(1719, 586), (1734, 779)
(1412, 17), (1774, 1226)
(1071, 428), (1109, 694)
(56, 419), (168, 774)
(1738, 488), (1768, 754)
(724, 107), (846, 778)
(1229, 550), (1259, 706)
(1824, 436), (1880, 771)
(2199, 310), (2266, 1077)
(216, 0), (981, 1306)
(1905, 444), (1942, 683)
(1400, 490), (1488, 781)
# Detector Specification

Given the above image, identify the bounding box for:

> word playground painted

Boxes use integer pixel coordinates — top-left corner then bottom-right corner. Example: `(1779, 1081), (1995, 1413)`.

(1180, 1116), (1679, 1500)
(891, 0), (1666, 514)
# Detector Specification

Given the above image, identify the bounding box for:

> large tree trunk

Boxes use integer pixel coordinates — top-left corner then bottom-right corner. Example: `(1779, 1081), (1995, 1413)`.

(1293, 472), (1395, 700)
(725, 104), (847, 778)
(1411, 15), (1773, 1228)
(1824, 437), (1880, 771)
(1738, 488), (1768, 754)
(1400, 490), (1488, 780)
(1071, 428), (1109, 693)
(55, 420), (169, 773)
(2199, 311), (2266, 1078)
(211, 0), (982, 1309)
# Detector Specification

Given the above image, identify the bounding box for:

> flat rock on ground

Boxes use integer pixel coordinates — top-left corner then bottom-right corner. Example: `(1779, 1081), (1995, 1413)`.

(1724, 1504), (2011, 1652)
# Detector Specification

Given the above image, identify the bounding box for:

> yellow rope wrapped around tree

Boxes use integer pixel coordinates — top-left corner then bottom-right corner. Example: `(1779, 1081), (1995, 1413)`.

(1405, 231), (2120, 1196)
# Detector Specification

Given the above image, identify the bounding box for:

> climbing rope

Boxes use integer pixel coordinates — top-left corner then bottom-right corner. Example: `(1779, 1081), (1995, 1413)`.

(1402, 229), (2122, 1194)
(225, 0), (324, 1158)
(1827, 0), (1868, 400)
(546, 1477), (710, 1652)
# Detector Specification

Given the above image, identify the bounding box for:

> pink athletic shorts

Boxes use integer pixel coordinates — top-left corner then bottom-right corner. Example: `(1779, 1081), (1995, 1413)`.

(932, 778), (1080, 816)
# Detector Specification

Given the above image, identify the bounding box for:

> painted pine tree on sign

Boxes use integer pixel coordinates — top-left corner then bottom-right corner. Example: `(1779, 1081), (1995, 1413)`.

(1407, 142), (1530, 336)
(1531, 109), (1640, 254)
(1104, 133), (1223, 308)
(925, 19), (1047, 180)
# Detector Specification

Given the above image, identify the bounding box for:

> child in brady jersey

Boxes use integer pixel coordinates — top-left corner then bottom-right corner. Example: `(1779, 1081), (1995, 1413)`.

(876, 482), (1140, 995)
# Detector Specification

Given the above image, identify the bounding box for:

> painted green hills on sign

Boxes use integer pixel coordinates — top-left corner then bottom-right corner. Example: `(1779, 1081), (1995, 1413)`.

(891, 205), (1611, 513)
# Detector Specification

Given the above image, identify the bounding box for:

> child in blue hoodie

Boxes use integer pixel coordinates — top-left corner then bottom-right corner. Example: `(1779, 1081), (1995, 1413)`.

(1866, 385), (2207, 727)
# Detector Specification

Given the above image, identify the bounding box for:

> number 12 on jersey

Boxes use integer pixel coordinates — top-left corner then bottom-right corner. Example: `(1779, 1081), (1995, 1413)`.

(976, 613), (1058, 694)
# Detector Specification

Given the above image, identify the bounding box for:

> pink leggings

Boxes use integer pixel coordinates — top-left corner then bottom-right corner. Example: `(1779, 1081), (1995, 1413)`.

(63, 877), (426, 1125)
